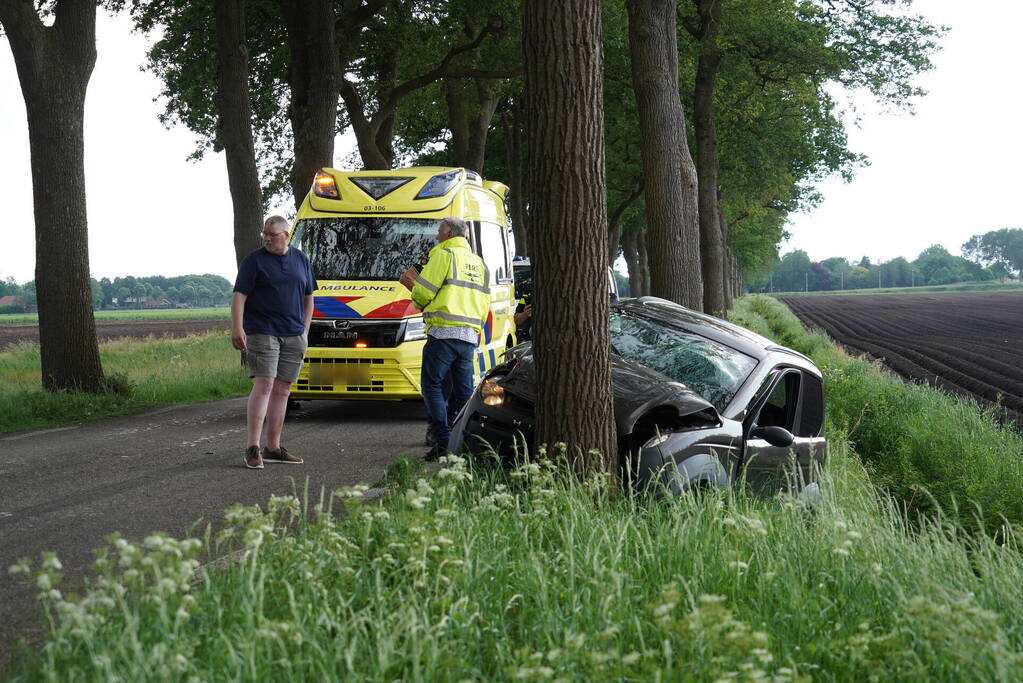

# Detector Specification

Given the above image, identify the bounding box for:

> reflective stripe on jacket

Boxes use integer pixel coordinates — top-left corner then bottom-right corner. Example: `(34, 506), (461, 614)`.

(411, 236), (491, 336)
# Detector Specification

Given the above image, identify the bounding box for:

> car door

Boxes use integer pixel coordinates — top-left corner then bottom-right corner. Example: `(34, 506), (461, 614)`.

(741, 368), (826, 493)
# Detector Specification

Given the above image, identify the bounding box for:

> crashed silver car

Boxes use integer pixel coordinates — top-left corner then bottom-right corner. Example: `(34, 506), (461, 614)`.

(449, 297), (826, 497)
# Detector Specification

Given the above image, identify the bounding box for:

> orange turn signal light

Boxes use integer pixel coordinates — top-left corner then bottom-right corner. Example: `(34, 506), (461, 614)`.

(313, 171), (340, 199)
(354, 342), (368, 348)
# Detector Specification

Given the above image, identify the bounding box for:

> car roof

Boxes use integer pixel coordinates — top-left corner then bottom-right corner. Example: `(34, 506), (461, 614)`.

(613, 296), (816, 368)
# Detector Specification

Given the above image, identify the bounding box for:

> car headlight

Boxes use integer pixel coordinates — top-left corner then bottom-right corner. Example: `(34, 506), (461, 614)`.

(480, 378), (507, 406)
(403, 316), (426, 342)
(644, 433), (672, 448)
(415, 170), (460, 199)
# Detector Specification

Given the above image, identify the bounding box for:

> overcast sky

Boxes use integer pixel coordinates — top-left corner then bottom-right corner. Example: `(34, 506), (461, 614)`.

(2, 2), (1020, 285)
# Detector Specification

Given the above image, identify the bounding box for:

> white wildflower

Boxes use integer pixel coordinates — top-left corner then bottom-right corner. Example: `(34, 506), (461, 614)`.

(41, 554), (62, 571)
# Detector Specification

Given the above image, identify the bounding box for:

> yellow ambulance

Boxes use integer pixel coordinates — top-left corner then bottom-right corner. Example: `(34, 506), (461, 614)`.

(288, 166), (516, 400)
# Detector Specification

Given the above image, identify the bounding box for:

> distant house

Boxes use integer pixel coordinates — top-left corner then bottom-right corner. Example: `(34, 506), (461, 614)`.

(0, 295), (25, 312)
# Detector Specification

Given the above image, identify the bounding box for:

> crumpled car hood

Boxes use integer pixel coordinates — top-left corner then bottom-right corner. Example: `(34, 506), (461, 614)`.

(498, 346), (717, 423)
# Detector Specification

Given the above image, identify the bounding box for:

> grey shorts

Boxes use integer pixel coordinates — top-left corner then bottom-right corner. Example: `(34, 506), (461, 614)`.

(246, 333), (308, 383)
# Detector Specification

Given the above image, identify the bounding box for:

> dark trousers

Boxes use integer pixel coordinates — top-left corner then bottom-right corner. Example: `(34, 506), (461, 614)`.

(421, 337), (475, 446)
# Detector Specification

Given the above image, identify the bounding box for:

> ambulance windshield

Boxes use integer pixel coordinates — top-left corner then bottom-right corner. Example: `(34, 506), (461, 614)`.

(291, 217), (437, 281)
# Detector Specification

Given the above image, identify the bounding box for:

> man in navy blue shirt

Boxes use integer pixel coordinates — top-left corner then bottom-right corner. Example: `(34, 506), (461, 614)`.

(231, 215), (316, 469)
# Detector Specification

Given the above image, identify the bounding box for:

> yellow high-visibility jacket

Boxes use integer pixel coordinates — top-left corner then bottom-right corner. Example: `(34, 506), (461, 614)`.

(411, 236), (491, 336)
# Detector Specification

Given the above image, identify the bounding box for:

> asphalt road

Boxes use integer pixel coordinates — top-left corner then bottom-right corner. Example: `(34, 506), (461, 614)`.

(0, 397), (428, 670)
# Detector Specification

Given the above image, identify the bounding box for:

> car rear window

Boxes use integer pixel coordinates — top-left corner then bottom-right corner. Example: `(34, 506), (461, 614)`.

(609, 313), (758, 410)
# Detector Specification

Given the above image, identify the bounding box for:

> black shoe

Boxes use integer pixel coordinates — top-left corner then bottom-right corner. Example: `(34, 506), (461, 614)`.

(423, 443), (448, 462)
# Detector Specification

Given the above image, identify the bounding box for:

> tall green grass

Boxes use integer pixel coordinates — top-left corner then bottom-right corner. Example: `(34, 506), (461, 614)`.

(11, 444), (1023, 680)
(731, 294), (1023, 534)
(0, 307), (230, 324)
(0, 331), (250, 433)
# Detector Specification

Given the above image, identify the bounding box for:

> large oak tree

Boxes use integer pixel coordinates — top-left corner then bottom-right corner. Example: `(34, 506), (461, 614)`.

(214, 0), (263, 264)
(1, 0), (105, 392)
(626, 0), (703, 309)
(523, 0), (616, 471)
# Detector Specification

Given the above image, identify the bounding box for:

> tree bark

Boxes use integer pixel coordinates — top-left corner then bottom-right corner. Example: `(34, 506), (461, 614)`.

(639, 229), (651, 296)
(718, 187), (734, 310)
(442, 19), (502, 176)
(689, 0), (726, 314)
(608, 178), (644, 263)
(281, 0), (340, 209)
(622, 231), (642, 297)
(340, 17), (508, 171)
(523, 0), (616, 472)
(505, 99), (529, 256)
(626, 0), (702, 310)
(214, 0), (263, 266)
(1, 0), (105, 393)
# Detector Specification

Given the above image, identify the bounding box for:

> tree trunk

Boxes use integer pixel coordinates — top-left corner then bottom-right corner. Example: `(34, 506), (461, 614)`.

(505, 100), (529, 256)
(281, 0), (340, 209)
(214, 0), (263, 266)
(626, 0), (702, 310)
(716, 186), (733, 310)
(1, 0), (105, 393)
(444, 77), (499, 174)
(523, 0), (616, 472)
(622, 231), (642, 297)
(608, 179), (644, 263)
(723, 245), (734, 310)
(691, 0), (726, 314)
(639, 229), (651, 296)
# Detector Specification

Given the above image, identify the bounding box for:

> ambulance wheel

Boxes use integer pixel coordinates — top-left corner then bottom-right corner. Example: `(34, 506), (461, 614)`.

(286, 399), (301, 418)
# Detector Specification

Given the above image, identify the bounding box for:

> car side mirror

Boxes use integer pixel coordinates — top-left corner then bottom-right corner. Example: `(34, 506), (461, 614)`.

(750, 425), (795, 448)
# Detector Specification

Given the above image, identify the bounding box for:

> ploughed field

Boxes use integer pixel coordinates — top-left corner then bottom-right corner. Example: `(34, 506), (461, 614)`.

(0, 319), (229, 349)
(779, 291), (1023, 424)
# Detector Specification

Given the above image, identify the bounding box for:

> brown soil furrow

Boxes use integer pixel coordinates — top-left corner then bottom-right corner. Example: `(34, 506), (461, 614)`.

(874, 340), (1023, 413)
(783, 291), (1023, 421)
(908, 340), (1023, 389)
(0, 319), (229, 349)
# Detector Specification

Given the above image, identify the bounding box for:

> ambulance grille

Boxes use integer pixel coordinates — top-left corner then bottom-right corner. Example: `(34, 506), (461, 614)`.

(308, 320), (405, 348)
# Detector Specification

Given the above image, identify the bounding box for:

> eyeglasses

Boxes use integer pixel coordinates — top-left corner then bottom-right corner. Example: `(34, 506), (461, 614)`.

(261, 231), (287, 239)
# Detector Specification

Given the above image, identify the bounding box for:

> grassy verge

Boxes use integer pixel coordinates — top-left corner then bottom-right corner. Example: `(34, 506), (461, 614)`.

(769, 280), (1023, 297)
(731, 294), (1023, 534)
(0, 307), (230, 324)
(11, 443), (1023, 680)
(0, 331), (250, 433)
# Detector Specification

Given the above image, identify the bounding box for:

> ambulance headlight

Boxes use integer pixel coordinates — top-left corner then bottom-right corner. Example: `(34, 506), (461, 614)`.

(403, 316), (426, 342)
(480, 378), (507, 406)
(313, 171), (340, 199)
(415, 170), (460, 199)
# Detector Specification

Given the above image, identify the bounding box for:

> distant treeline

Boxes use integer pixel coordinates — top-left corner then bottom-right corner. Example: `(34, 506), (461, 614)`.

(0, 274), (233, 313)
(752, 228), (1023, 292)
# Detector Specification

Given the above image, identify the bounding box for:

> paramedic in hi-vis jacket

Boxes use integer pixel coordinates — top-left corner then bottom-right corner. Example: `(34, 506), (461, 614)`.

(400, 217), (490, 461)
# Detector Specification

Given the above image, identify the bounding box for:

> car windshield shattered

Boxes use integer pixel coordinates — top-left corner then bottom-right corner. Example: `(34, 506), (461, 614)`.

(291, 217), (437, 280)
(609, 313), (757, 410)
